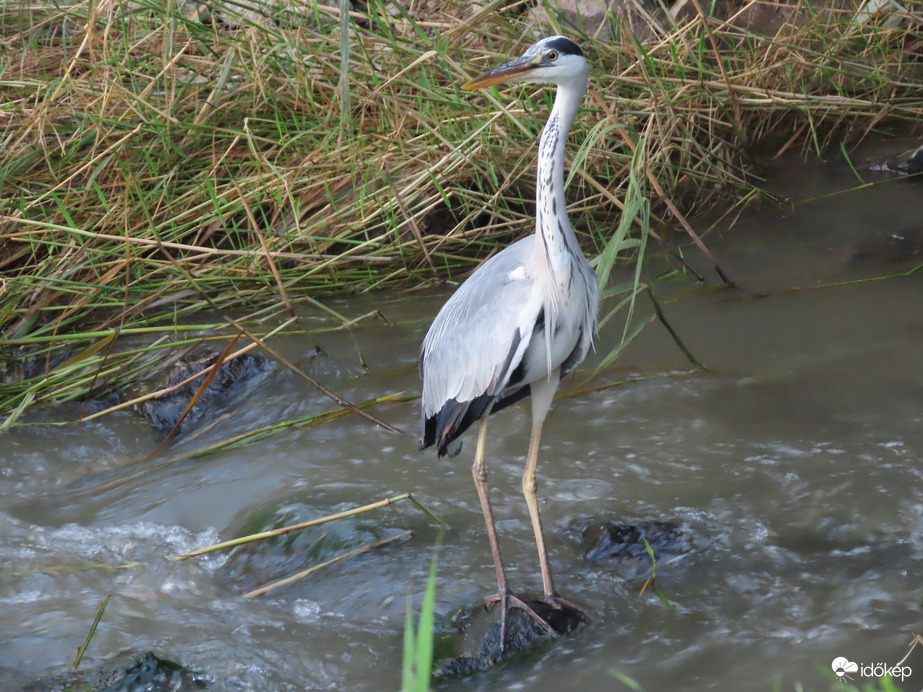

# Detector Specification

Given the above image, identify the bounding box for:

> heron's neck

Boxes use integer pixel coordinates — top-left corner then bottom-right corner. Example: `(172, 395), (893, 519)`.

(532, 77), (586, 286)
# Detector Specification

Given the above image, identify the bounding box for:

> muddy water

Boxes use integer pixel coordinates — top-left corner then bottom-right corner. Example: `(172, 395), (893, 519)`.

(2, 155), (922, 691)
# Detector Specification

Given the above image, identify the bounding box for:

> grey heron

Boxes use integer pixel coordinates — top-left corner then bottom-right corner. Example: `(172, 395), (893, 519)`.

(418, 36), (600, 641)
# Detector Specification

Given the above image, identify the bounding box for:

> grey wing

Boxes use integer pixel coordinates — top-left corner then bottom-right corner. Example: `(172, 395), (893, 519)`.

(419, 237), (542, 454)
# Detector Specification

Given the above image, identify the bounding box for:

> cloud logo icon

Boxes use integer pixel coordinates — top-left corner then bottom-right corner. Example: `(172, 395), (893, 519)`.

(831, 657), (859, 679)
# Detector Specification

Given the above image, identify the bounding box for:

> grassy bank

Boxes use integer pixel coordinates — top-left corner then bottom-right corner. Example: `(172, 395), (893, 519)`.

(0, 0), (921, 420)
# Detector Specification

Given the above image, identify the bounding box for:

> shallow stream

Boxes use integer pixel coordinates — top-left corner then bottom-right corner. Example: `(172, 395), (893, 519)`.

(2, 151), (922, 691)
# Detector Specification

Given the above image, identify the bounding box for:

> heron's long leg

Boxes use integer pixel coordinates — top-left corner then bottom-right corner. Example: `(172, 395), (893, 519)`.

(472, 414), (555, 647)
(522, 419), (555, 598)
(523, 370), (561, 600)
(471, 415), (509, 595)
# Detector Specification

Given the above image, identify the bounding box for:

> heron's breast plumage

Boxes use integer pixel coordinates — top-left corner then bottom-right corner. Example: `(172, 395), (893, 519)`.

(510, 253), (594, 389)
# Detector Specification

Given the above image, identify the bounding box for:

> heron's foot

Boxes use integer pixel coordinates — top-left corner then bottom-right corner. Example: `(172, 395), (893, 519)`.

(541, 591), (584, 613)
(484, 589), (556, 652)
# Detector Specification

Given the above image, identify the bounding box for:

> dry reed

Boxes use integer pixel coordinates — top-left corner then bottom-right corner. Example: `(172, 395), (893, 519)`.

(0, 0), (920, 420)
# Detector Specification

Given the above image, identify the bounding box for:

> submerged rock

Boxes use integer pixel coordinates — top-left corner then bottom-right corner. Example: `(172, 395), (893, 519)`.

(133, 352), (274, 440)
(563, 517), (690, 579)
(436, 596), (585, 677)
(865, 143), (923, 177)
(217, 499), (411, 600)
(22, 651), (208, 692)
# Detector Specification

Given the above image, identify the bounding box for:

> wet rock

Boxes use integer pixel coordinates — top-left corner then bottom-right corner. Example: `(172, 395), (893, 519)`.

(865, 143), (923, 177)
(22, 650), (208, 691)
(563, 517), (690, 579)
(134, 352), (274, 441)
(436, 597), (585, 677)
(900, 145), (923, 175)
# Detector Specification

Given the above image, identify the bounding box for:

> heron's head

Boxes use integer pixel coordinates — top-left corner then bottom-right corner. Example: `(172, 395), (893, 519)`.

(462, 36), (587, 91)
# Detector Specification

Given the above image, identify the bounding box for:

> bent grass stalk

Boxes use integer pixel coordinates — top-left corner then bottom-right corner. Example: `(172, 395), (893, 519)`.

(243, 530), (412, 598)
(73, 594), (111, 669)
(173, 493), (444, 605)
(169, 492), (445, 561)
(638, 537), (673, 610)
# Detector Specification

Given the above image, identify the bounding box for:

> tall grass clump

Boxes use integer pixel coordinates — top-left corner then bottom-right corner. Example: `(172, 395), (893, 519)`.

(0, 0), (920, 422)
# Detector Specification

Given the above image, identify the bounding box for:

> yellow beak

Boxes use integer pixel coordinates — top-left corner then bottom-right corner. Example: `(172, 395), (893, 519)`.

(461, 55), (542, 91)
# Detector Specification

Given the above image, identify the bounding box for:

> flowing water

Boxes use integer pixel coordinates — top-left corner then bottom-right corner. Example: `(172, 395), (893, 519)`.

(2, 152), (922, 691)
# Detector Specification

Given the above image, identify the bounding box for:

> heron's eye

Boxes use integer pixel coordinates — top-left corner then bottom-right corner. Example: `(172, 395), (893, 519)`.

(546, 50), (559, 62)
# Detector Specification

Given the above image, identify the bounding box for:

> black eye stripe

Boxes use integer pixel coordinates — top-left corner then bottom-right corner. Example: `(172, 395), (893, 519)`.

(541, 36), (583, 58)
